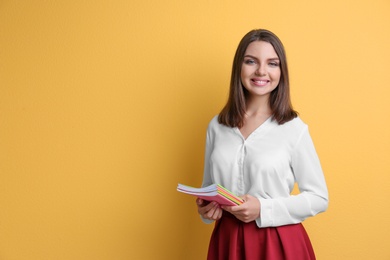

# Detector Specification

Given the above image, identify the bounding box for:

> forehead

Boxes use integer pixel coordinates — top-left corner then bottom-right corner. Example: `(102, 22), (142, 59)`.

(244, 41), (278, 58)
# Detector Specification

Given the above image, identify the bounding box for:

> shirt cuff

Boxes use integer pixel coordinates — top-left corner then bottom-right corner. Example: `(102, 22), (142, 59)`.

(200, 215), (214, 224)
(256, 198), (273, 227)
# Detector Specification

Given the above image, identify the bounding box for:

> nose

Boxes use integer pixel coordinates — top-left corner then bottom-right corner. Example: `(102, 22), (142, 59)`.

(255, 64), (266, 76)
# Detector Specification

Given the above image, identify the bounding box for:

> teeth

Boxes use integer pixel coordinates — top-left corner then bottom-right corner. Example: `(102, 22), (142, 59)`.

(255, 80), (267, 84)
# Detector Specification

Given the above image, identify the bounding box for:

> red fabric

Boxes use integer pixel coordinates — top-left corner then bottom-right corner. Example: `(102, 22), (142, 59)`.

(207, 212), (315, 260)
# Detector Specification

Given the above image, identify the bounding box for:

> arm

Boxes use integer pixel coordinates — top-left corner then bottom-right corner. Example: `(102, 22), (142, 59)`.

(198, 124), (222, 223)
(257, 127), (329, 227)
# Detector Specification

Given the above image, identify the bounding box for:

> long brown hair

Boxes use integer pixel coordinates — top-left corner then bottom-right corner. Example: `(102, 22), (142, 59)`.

(218, 29), (297, 127)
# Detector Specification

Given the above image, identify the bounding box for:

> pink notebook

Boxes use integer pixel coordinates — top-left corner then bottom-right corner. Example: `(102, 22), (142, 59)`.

(177, 183), (243, 206)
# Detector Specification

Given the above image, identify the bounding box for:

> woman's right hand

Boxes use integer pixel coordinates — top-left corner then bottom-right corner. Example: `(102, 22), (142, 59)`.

(196, 198), (223, 221)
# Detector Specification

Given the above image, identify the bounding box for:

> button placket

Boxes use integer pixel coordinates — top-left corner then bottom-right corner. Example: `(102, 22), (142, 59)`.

(236, 141), (246, 195)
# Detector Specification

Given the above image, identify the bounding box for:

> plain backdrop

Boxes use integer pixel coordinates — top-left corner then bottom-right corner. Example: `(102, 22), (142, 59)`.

(1, 1), (389, 259)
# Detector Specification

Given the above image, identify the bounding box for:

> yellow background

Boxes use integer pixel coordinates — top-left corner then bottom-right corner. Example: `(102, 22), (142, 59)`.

(1, 1), (389, 259)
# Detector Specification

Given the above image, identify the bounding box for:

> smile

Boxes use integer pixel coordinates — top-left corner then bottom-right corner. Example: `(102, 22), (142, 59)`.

(251, 79), (269, 86)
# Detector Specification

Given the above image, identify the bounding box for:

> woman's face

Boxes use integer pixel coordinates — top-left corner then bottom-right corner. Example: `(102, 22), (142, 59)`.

(240, 40), (281, 100)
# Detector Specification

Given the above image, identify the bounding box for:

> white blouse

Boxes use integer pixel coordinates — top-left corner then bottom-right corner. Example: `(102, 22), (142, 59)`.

(201, 115), (328, 227)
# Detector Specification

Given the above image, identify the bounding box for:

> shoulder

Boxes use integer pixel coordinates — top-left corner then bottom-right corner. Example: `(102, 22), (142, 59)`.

(207, 115), (227, 130)
(276, 116), (309, 138)
(282, 116), (307, 129)
(206, 115), (233, 136)
(209, 115), (219, 126)
(205, 115), (218, 131)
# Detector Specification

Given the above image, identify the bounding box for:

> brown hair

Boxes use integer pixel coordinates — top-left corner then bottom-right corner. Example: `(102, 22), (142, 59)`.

(218, 29), (298, 127)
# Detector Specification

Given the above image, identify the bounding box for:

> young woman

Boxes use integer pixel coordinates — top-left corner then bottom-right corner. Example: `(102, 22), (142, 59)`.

(196, 29), (328, 260)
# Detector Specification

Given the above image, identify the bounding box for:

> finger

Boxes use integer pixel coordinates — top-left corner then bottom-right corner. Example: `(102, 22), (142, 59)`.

(217, 208), (223, 219)
(221, 205), (232, 212)
(205, 201), (217, 211)
(226, 205), (241, 212)
(214, 207), (224, 220)
(206, 204), (218, 219)
(198, 201), (212, 215)
(198, 201), (214, 212)
(202, 202), (217, 215)
(212, 207), (221, 220)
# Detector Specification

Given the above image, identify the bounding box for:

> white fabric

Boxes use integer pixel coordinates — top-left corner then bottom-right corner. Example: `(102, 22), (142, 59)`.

(201, 115), (328, 227)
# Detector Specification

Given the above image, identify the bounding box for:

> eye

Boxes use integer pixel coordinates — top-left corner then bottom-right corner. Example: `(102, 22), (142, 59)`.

(269, 62), (279, 67)
(244, 59), (256, 65)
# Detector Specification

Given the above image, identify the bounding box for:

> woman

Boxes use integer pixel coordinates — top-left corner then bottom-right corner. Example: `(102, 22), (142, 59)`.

(196, 29), (328, 260)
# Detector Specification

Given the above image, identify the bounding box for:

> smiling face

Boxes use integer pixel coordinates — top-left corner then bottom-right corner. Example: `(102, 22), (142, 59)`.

(240, 40), (281, 101)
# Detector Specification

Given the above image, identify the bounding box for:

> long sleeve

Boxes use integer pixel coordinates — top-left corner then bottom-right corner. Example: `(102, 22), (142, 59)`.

(200, 123), (215, 224)
(257, 126), (328, 227)
(201, 126), (213, 188)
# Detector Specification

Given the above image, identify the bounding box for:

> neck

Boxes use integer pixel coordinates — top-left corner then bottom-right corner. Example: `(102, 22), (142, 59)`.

(245, 96), (272, 117)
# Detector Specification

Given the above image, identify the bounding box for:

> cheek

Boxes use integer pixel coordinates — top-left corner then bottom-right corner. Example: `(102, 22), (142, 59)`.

(240, 67), (253, 83)
(240, 66), (246, 78)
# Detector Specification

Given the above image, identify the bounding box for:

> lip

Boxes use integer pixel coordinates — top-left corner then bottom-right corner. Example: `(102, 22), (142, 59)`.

(251, 78), (270, 87)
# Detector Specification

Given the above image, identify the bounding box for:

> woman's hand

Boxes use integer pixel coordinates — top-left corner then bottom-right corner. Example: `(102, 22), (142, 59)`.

(196, 198), (223, 221)
(221, 194), (260, 223)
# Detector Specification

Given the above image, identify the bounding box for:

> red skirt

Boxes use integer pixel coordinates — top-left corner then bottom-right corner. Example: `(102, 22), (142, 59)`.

(207, 212), (315, 260)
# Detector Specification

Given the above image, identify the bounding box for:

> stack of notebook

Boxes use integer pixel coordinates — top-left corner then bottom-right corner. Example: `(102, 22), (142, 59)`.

(177, 183), (244, 206)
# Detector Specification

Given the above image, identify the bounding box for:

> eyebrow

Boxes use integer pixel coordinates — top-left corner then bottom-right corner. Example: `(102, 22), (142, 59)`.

(244, 55), (280, 61)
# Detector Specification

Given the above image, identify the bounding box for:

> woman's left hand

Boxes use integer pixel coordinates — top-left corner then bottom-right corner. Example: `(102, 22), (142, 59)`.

(221, 194), (260, 223)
